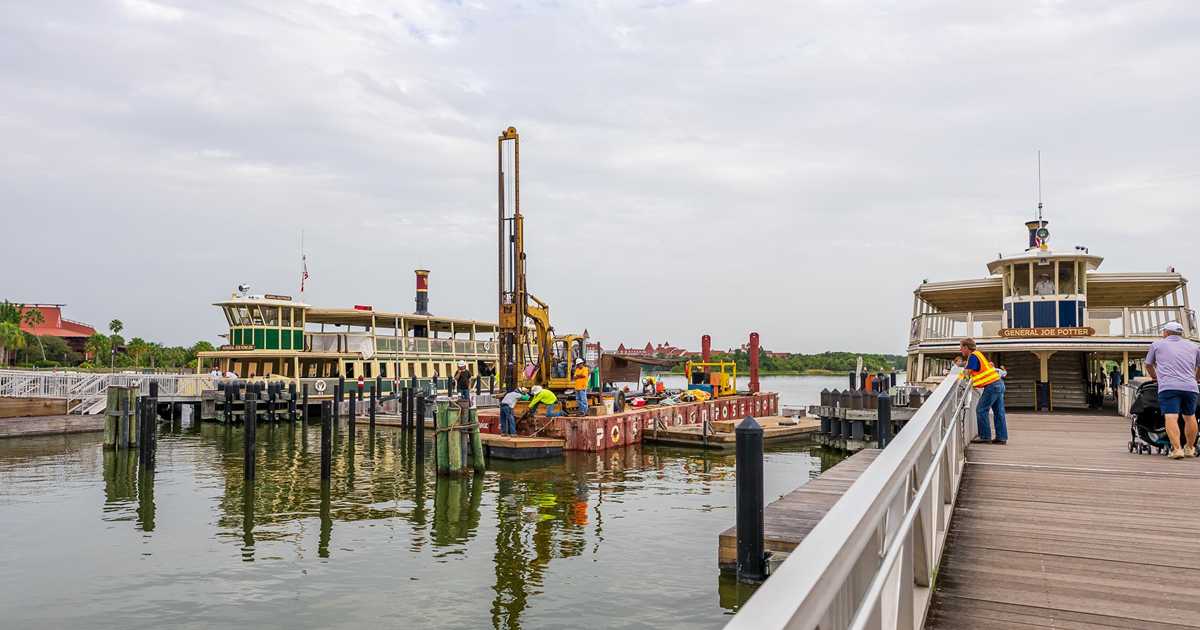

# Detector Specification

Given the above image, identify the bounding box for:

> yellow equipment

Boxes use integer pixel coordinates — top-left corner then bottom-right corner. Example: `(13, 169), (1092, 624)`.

(496, 127), (597, 413)
(683, 360), (737, 398)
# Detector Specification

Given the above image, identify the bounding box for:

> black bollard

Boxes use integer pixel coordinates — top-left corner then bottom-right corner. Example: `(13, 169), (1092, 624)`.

(416, 395), (427, 455)
(369, 386), (376, 430)
(349, 389), (357, 426)
(224, 384), (234, 424)
(320, 400), (332, 480)
(375, 375), (382, 401)
(301, 384), (309, 425)
(149, 381), (159, 398)
(401, 387), (409, 429)
(735, 416), (766, 582)
(338, 376), (345, 404)
(288, 382), (297, 423)
(408, 388), (416, 430)
(877, 392), (892, 448)
(244, 399), (257, 480)
(848, 370), (856, 391)
(268, 382), (277, 424)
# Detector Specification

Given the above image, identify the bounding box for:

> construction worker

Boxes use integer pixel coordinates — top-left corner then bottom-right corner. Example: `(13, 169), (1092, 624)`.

(499, 387), (524, 435)
(525, 385), (559, 418)
(453, 360), (472, 400)
(958, 337), (1007, 445)
(572, 358), (590, 415)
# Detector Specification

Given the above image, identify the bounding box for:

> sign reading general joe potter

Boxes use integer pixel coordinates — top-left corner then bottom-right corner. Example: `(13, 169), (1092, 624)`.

(998, 327), (1095, 338)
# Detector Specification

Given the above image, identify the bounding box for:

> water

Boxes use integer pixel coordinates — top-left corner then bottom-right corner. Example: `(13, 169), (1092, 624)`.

(654, 374), (905, 408)
(0, 419), (845, 629)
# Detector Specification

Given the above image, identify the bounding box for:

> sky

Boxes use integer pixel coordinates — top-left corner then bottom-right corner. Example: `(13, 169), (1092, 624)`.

(2, 0), (1198, 354)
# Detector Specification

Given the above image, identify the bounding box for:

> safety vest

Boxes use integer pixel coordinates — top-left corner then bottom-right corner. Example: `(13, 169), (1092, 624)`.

(967, 350), (1001, 388)
(573, 365), (589, 390)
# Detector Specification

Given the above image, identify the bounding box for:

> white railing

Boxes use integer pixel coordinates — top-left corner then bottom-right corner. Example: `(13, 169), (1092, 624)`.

(913, 306), (1197, 343)
(0, 370), (216, 414)
(726, 367), (974, 630)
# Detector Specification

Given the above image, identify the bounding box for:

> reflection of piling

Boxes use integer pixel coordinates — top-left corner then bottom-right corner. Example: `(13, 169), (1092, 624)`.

(320, 401), (332, 480)
(244, 399), (256, 480)
(735, 416), (766, 583)
(136, 455), (156, 532)
(139, 395), (156, 469)
(318, 481), (332, 559)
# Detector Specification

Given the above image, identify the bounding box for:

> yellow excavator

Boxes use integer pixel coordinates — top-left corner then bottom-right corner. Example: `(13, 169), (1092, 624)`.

(496, 126), (598, 414)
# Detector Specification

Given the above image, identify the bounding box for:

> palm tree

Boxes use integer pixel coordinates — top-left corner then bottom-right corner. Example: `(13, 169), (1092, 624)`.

(127, 337), (149, 367)
(107, 320), (123, 372)
(108, 319), (123, 336)
(0, 322), (26, 366)
(21, 308), (46, 361)
(84, 333), (108, 367)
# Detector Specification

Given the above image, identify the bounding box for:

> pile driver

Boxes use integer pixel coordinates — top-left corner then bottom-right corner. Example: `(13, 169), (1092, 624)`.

(496, 126), (598, 414)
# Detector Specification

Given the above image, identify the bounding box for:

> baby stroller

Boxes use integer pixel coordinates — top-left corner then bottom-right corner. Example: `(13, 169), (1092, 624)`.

(1128, 380), (1168, 455)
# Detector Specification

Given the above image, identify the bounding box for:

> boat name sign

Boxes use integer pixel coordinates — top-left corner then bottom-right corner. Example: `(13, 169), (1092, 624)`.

(999, 327), (1095, 338)
(219, 344), (256, 351)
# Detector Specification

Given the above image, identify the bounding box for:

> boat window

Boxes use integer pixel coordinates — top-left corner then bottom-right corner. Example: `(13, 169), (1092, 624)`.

(1011, 263), (1031, 297)
(1033, 267), (1055, 296)
(379, 363), (388, 378)
(281, 308), (292, 328)
(345, 362), (355, 378)
(364, 362), (373, 378)
(222, 307), (236, 326)
(260, 306), (280, 326)
(1058, 260), (1077, 294)
(421, 363), (428, 378)
(248, 306), (264, 325)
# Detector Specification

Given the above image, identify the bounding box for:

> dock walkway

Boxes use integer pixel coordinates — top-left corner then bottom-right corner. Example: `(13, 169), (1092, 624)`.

(927, 411), (1200, 629)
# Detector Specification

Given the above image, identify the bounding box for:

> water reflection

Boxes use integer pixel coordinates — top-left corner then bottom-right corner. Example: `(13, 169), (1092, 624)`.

(2, 420), (842, 630)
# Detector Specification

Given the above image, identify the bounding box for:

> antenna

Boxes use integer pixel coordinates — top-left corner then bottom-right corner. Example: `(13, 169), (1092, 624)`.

(1036, 150), (1043, 224)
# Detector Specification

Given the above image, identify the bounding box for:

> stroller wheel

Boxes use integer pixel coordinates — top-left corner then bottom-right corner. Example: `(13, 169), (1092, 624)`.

(1128, 440), (1135, 453)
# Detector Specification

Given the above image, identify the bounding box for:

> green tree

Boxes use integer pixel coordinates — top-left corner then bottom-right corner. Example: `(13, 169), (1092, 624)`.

(0, 301), (21, 325)
(126, 337), (150, 366)
(108, 319), (123, 336)
(84, 333), (109, 366)
(0, 322), (26, 365)
(20, 309), (46, 361)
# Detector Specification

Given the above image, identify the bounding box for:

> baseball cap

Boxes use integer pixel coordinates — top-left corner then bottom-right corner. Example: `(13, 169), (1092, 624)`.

(1164, 321), (1184, 333)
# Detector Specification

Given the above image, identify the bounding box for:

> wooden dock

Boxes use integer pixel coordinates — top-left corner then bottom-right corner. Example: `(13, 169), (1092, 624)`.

(648, 416), (820, 449)
(719, 448), (880, 570)
(927, 411), (1200, 629)
(0, 414), (105, 439)
(479, 433), (564, 460)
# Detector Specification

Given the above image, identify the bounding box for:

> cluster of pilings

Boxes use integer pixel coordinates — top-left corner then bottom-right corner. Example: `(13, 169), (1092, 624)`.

(433, 397), (485, 474)
(812, 374), (928, 452)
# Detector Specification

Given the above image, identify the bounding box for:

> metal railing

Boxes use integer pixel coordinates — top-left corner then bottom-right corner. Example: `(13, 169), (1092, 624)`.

(726, 367), (974, 630)
(912, 306), (1197, 343)
(0, 369), (216, 414)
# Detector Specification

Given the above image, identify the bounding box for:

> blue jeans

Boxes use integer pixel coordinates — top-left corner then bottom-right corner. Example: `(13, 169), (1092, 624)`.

(500, 405), (516, 434)
(976, 381), (1008, 441)
(576, 390), (588, 415)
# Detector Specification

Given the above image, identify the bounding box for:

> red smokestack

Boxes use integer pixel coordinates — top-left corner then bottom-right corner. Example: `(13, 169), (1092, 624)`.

(414, 269), (430, 315)
(701, 334), (711, 364)
(749, 332), (760, 394)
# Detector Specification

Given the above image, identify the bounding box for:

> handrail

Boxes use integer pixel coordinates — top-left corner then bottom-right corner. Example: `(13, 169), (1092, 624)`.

(726, 368), (973, 630)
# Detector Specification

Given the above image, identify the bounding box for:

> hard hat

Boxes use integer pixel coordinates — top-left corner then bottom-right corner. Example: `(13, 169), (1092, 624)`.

(531, 385), (543, 394)
(457, 360), (466, 368)
(575, 358), (584, 365)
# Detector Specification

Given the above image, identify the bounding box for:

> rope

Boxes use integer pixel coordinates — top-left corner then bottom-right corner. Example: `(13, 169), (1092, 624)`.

(433, 423), (480, 434)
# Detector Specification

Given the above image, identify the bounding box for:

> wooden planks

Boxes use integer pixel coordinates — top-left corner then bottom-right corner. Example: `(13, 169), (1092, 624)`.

(0, 397), (68, 419)
(650, 417), (820, 449)
(0, 414), (104, 439)
(718, 448), (880, 569)
(927, 411), (1200, 629)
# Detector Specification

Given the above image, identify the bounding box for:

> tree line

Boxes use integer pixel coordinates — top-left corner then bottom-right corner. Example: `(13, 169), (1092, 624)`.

(0, 301), (214, 370)
(670, 349), (906, 374)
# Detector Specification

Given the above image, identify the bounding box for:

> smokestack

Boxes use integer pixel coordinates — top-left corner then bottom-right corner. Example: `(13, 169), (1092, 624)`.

(414, 269), (430, 315)
(749, 332), (760, 394)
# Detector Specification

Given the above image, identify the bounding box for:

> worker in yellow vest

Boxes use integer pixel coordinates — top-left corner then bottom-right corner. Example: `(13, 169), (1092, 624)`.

(959, 337), (1008, 445)
(572, 358), (590, 416)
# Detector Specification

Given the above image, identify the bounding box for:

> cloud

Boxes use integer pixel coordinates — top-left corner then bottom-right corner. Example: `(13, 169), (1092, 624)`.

(1, 0), (1197, 355)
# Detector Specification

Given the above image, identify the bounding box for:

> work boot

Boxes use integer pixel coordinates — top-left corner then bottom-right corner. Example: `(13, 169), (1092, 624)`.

(1169, 448), (1186, 460)
(990, 439), (1007, 445)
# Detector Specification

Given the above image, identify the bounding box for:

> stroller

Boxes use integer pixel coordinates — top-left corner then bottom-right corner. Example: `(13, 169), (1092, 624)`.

(1129, 381), (1167, 454)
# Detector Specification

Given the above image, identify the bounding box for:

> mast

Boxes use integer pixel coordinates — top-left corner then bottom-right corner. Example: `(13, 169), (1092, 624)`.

(498, 127), (523, 391)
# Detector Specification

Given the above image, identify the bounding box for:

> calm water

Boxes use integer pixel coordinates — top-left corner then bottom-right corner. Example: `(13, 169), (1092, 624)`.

(0, 413), (844, 629)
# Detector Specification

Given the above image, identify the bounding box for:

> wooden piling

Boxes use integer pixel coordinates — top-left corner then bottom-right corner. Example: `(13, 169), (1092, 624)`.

(435, 397), (451, 474)
(416, 394), (426, 455)
(369, 386), (376, 430)
(469, 405), (485, 469)
(301, 384), (309, 424)
(244, 399), (256, 480)
(320, 400), (332, 480)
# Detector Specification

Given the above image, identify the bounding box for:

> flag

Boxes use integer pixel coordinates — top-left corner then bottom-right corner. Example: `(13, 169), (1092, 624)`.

(301, 254), (309, 293)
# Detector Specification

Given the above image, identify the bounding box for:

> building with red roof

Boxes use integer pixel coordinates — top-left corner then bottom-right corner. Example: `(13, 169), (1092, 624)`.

(18, 304), (96, 356)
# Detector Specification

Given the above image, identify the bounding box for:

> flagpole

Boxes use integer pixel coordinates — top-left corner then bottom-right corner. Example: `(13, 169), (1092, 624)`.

(300, 229), (305, 297)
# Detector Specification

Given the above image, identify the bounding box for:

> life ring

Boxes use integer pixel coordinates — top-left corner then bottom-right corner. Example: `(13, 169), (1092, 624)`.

(314, 380), (328, 393)
(611, 424), (621, 444)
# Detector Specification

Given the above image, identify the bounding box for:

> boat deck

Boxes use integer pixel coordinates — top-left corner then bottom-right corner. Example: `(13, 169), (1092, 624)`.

(927, 411), (1200, 629)
(646, 416), (819, 449)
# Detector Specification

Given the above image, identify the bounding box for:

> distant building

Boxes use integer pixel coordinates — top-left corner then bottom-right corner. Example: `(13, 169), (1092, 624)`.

(18, 304), (96, 356)
(615, 341), (693, 359)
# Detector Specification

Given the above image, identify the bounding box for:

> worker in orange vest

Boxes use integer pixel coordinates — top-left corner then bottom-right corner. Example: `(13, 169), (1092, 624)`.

(958, 337), (1007, 445)
(572, 358), (590, 416)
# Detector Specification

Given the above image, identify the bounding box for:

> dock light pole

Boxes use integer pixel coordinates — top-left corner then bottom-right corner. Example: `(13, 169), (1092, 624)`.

(735, 416), (766, 582)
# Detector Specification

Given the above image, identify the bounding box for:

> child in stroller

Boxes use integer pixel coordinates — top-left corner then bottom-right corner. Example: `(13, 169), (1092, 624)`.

(1129, 379), (1200, 455)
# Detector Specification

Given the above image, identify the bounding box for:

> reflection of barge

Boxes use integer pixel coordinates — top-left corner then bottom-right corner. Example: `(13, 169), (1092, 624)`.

(907, 219), (1197, 410)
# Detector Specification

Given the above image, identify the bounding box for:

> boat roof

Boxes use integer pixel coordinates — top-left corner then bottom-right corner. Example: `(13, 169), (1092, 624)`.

(985, 251), (1104, 275)
(915, 271), (1185, 311)
(916, 277), (1003, 312)
(215, 295), (310, 308)
(304, 308), (497, 333)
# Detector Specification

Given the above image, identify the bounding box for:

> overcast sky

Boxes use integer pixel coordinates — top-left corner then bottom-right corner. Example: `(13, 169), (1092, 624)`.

(2, 1), (1198, 354)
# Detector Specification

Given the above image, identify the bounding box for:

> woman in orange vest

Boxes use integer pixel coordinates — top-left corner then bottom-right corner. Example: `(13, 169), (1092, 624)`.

(959, 337), (1008, 445)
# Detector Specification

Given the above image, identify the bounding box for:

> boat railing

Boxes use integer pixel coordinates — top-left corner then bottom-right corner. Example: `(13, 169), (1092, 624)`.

(912, 306), (1195, 343)
(725, 367), (974, 630)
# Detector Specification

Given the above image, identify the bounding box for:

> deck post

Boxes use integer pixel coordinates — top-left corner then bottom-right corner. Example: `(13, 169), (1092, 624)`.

(320, 401), (332, 480)
(878, 392), (892, 448)
(244, 399), (256, 481)
(736, 416), (766, 582)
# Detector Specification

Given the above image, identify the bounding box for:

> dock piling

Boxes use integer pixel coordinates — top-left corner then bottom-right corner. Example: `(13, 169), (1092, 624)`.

(349, 390), (357, 426)
(735, 416), (766, 582)
(289, 382), (297, 423)
(469, 404), (485, 469)
(268, 382), (276, 424)
(416, 394), (427, 456)
(369, 386), (377, 430)
(320, 401), (332, 480)
(877, 392), (892, 448)
(244, 399), (257, 480)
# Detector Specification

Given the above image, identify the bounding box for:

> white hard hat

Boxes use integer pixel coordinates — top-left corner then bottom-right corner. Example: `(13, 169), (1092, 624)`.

(575, 358), (584, 365)
(457, 360), (466, 367)
(531, 385), (543, 394)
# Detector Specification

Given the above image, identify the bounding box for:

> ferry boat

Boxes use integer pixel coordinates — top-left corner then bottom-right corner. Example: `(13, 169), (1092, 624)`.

(195, 270), (498, 394)
(907, 219), (1196, 411)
